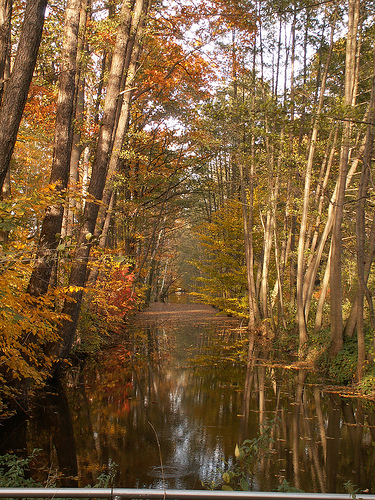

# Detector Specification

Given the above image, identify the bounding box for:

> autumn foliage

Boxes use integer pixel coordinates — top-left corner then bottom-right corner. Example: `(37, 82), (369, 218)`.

(2, 0), (375, 410)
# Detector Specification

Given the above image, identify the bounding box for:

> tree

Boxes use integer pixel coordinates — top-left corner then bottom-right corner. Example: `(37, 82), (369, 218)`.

(0, 0), (48, 191)
(57, 0), (150, 361)
(27, 0), (83, 298)
(330, 0), (360, 357)
(0, 0), (12, 105)
(296, 6), (337, 348)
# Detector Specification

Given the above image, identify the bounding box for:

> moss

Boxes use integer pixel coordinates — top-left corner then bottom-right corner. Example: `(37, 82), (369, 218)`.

(327, 336), (358, 385)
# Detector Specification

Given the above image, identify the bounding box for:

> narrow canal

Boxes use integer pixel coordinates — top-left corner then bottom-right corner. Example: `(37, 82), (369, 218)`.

(1, 302), (375, 493)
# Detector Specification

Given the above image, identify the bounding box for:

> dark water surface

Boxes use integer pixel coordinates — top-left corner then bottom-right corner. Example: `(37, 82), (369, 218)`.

(1, 302), (375, 493)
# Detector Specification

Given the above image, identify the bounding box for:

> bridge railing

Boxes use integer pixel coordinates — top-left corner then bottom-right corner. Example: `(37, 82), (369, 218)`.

(0, 490), (373, 500)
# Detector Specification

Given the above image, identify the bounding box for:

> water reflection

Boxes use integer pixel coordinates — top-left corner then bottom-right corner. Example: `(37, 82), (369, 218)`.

(3, 304), (375, 493)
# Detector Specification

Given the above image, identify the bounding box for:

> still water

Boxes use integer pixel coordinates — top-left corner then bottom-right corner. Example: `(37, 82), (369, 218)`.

(1, 302), (375, 493)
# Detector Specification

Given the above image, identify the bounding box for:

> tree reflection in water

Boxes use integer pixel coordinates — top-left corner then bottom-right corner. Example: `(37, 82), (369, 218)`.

(3, 303), (375, 492)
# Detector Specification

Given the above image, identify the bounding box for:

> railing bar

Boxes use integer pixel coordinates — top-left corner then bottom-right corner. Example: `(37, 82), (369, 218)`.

(0, 490), (374, 500)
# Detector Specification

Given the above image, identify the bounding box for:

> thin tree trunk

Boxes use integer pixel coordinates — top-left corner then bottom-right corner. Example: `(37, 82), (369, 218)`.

(303, 126), (338, 316)
(260, 209), (273, 321)
(308, 126), (338, 261)
(345, 209), (375, 337)
(314, 244), (331, 331)
(298, 8), (310, 149)
(355, 46), (375, 380)
(303, 139), (361, 329)
(85, 190), (116, 289)
(296, 11), (336, 348)
(330, 0), (360, 357)
(240, 160), (260, 331)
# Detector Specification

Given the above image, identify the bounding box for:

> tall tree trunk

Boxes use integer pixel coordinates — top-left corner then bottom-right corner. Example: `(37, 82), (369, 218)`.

(239, 159), (260, 331)
(27, 0), (82, 297)
(0, 0), (11, 243)
(304, 137), (362, 332)
(314, 244), (332, 331)
(57, 0), (144, 361)
(95, 0), (149, 242)
(63, 0), (90, 240)
(0, 0), (12, 105)
(0, 0), (47, 190)
(260, 208), (273, 322)
(344, 209), (375, 337)
(330, 0), (360, 357)
(355, 46), (375, 380)
(237, 35), (259, 332)
(296, 11), (336, 348)
(303, 128), (337, 313)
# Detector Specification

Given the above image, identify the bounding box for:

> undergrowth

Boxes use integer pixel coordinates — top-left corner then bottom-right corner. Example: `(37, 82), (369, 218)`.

(0, 450), (117, 489)
(0, 450), (41, 488)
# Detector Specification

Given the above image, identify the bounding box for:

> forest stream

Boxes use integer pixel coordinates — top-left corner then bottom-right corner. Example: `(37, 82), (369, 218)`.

(1, 300), (375, 493)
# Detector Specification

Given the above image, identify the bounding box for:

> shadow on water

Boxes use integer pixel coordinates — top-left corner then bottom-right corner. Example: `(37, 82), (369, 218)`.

(1, 302), (375, 492)
(29, 380), (78, 487)
(0, 380), (78, 487)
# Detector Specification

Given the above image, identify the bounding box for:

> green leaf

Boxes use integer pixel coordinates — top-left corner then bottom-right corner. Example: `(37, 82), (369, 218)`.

(113, 256), (125, 264)
(222, 485), (233, 491)
(240, 478), (249, 491)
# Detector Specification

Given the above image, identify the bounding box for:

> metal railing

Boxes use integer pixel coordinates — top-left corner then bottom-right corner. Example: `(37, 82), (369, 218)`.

(0, 490), (374, 500)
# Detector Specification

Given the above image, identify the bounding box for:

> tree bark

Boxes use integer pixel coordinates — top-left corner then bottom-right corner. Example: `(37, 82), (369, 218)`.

(95, 0), (150, 242)
(0, 0), (12, 105)
(344, 210), (375, 337)
(296, 11), (336, 348)
(0, 0), (47, 190)
(330, 0), (360, 357)
(239, 160), (260, 331)
(63, 0), (90, 239)
(27, 0), (82, 297)
(355, 46), (375, 380)
(57, 0), (143, 361)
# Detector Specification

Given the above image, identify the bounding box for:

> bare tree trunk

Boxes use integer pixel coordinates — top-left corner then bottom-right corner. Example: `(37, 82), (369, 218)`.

(303, 126), (338, 317)
(296, 11), (336, 348)
(260, 208), (273, 321)
(330, 0), (360, 357)
(239, 159), (260, 332)
(345, 209), (375, 337)
(305, 125), (337, 258)
(27, 0), (82, 297)
(0, 0), (47, 190)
